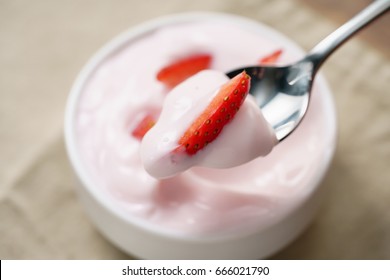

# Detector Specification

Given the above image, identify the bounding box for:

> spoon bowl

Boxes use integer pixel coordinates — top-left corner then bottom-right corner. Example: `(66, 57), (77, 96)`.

(227, 0), (389, 141)
(227, 60), (312, 140)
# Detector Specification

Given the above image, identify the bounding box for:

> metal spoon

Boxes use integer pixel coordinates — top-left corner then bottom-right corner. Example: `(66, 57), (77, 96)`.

(227, 0), (390, 141)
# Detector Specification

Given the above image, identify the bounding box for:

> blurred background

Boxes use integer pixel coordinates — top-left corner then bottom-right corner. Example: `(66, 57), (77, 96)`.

(0, 0), (389, 259)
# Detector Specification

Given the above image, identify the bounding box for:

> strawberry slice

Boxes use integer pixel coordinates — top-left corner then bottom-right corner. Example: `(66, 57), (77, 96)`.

(177, 71), (251, 155)
(132, 114), (156, 140)
(259, 49), (283, 64)
(157, 54), (212, 88)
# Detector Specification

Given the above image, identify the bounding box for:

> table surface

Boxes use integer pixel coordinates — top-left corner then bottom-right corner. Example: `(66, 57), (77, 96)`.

(1, 0), (389, 259)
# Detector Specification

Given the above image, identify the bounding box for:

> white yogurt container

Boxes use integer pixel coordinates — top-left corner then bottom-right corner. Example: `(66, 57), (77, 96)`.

(64, 12), (337, 259)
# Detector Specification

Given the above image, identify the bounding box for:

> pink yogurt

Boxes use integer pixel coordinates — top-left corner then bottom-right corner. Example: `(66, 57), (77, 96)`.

(141, 70), (277, 179)
(67, 14), (336, 258)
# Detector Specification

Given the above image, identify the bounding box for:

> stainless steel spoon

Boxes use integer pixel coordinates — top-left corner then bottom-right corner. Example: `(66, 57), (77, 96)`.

(227, 0), (390, 141)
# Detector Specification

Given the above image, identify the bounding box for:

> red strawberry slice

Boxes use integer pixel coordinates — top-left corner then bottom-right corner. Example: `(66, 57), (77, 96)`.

(157, 54), (212, 88)
(259, 49), (283, 64)
(132, 114), (156, 140)
(177, 71), (251, 155)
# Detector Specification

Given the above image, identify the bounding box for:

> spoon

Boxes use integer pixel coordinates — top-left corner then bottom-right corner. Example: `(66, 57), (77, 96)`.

(227, 0), (390, 141)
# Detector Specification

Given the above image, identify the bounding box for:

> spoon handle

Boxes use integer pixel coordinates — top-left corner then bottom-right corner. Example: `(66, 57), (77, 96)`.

(307, 0), (390, 73)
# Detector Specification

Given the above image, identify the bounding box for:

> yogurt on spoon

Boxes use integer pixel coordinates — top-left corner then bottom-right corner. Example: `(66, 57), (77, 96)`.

(141, 69), (277, 179)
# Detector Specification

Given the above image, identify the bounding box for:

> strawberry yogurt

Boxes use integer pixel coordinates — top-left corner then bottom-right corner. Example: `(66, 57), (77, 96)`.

(141, 70), (277, 179)
(67, 13), (336, 258)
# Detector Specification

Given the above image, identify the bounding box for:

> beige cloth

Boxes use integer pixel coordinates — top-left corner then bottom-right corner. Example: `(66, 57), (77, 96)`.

(0, 0), (389, 259)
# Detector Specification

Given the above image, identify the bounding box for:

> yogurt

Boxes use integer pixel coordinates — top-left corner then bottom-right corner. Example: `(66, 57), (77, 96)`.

(74, 19), (335, 238)
(141, 70), (277, 179)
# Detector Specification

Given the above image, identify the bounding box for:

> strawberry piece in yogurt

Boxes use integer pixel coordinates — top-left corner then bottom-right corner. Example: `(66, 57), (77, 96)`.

(132, 114), (157, 140)
(156, 54), (212, 88)
(177, 71), (250, 155)
(259, 49), (283, 64)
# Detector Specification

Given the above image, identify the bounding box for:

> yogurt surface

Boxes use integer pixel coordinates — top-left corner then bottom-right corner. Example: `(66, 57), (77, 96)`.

(75, 19), (335, 237)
